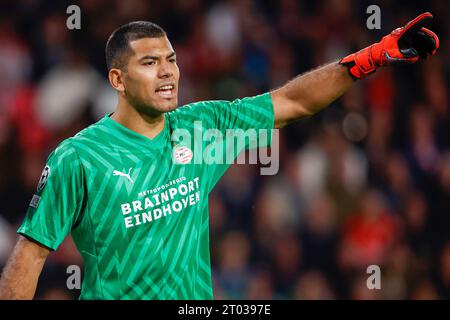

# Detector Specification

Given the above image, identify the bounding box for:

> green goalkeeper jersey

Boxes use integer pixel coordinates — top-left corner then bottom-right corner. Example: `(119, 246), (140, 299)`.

(18, 93), (274, 300)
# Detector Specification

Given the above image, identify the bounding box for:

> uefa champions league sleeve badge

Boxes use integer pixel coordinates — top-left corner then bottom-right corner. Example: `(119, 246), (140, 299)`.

(37, 165), (51, 192)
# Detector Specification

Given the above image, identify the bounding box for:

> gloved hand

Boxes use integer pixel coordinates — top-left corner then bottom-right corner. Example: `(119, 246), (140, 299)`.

(340, 12), (439, 79)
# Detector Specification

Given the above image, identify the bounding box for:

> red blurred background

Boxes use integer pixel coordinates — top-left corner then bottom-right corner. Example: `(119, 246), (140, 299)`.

(0, 0), (449, 300)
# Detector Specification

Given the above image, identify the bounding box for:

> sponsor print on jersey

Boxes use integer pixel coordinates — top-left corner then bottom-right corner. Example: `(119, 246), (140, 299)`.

(120, 176), (201, 229)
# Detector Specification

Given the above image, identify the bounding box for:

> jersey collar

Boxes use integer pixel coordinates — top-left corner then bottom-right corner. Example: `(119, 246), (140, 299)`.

(102, 113), (169, 151)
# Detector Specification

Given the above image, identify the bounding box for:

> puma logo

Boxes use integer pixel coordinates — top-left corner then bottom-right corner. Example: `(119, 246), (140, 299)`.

(113, 168), (134, 184)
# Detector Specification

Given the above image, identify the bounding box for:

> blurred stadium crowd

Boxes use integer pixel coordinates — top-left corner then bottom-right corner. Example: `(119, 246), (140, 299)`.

(0, 0), (449, 300)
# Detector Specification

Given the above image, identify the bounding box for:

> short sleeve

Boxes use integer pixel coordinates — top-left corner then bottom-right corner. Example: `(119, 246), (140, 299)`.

(207, 92), (274, 146)
(17, 140), (85, 251)
(170, 92), (275, 192)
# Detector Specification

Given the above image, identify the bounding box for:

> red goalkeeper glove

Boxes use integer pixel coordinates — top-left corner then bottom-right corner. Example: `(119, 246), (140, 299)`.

(340, 12), (439, 80)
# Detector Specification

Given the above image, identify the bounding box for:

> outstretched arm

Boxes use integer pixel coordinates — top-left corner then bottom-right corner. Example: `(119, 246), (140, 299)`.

(271, 12), (439, 129)
(271, 62), (353, 128)
(0, 236), (50, 299)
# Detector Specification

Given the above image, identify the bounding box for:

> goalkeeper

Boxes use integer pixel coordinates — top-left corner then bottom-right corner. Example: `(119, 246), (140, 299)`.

(0, 13), (439, 299)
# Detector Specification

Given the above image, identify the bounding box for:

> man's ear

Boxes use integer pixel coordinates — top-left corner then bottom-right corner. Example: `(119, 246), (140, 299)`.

(108, 68), (125, 93)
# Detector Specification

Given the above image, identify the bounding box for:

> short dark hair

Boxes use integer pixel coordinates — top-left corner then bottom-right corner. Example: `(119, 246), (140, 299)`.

(105, 21), (166, 71)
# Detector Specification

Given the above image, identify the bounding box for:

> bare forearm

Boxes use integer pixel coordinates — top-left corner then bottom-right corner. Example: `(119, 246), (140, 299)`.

(285, 61), (354, 113)
(0, 236), (49, 299)
(271, 62), (355, 127)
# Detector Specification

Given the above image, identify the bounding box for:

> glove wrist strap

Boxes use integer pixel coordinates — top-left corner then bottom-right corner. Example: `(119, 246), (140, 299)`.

(339, 45), (378, 80)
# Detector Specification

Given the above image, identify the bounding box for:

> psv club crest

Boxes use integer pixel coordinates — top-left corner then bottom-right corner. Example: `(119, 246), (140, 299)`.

(173, 146), (193, 164)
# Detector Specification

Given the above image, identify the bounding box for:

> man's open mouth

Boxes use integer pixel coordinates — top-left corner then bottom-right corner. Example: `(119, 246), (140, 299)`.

(155, 84), (175, 97)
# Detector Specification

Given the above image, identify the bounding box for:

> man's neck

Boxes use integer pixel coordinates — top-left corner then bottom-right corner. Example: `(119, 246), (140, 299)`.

(111, 102), (165, 140)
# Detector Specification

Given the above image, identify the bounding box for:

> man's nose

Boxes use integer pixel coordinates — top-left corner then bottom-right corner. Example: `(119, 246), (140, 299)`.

(158, 62), (173, 78)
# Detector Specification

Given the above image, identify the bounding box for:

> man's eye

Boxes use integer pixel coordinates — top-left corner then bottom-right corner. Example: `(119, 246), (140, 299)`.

(169, 59), (177, 63)
(145, 61), (156, 66)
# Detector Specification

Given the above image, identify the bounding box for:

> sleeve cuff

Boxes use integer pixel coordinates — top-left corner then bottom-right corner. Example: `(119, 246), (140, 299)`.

(17, 229), (57, 251)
